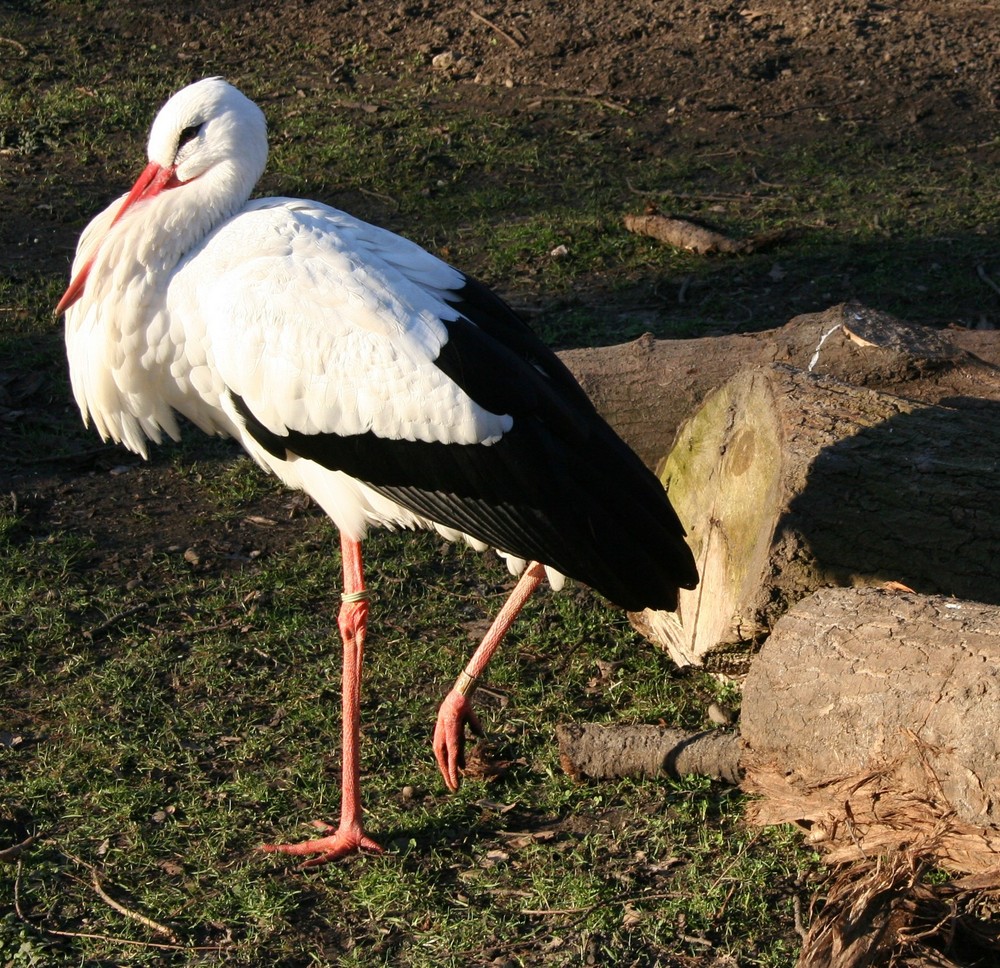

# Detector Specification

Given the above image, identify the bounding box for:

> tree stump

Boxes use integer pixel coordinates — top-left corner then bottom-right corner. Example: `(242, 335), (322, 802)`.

(634, 363), (1000, 668)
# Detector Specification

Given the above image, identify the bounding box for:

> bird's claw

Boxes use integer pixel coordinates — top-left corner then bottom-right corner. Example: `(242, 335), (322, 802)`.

(432, 689), (485, 791)
(261, 819), (383, 867)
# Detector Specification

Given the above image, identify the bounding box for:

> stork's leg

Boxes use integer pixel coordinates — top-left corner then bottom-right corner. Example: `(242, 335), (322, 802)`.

(433, 561), (546, 791)
(262, 534), (383, 865)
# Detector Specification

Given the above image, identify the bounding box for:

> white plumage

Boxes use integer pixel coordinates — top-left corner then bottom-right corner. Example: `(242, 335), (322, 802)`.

(59, 77), (698, 863)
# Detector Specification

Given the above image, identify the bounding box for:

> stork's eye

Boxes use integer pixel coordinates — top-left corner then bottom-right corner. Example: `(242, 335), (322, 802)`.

(177, 123), (203, 150)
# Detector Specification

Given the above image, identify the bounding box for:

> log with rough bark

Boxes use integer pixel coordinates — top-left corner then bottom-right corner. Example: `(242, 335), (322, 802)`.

(551, 304), (1000, 967)
(740, 587), (1000, 837)
(557, 302), (1000, 474)
(555, 722), (741, 785)
(558, 589), (1000, 855)
(633, 362), (1000, 669)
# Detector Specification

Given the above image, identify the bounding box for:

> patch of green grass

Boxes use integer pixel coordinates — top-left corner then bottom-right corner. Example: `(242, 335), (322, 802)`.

(1, 507), (816, 965)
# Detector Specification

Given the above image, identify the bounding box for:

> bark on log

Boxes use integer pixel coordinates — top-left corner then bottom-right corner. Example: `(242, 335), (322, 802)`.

(558, 302), (1000, 474)
(555, 722), (741, 785)
(740, 587), (1000, 831)
(634, 362), (1000, 669)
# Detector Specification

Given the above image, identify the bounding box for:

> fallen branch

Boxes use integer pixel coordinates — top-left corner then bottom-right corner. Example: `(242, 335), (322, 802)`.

(527, 94), (634, 115)
(13, 859), (227, 953)
(83, 601), (159, 641)
(0, 832), (40, 864)
(557, 302), (1000, 477)
(623, 213), (790, 255)
(60, 850), (181, 943)
(89, 871), (181, 943)
(0, 36), (27, 56)
(556, 722), (741, 784)
(468, 8), (524, 48)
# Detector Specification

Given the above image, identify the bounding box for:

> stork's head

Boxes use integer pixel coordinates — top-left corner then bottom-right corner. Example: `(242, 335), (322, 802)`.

(146, 77), (267, 189)
(57, 78), (268, 315)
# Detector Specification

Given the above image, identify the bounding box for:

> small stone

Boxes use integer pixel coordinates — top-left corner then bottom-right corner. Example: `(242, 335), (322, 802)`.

(708, 702), (735, 726)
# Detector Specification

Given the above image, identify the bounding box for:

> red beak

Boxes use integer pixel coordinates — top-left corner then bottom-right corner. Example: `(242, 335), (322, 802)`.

(56, 161), (182, 315)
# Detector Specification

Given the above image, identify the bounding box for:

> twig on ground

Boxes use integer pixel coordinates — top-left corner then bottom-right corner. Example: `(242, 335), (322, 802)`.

(707, 830), (764, 894)
(355, 185), (400, 209)
(0, 832), (41, 864)
(468, 8), (524, 48)
(521, 905), (595, 916)
(792, 894), (809, 940)
(0, 36), (27, 55)
(13, 855), (229, 953)
(84, 602), (158, 641)
(60, 851), (181, 943)
(625, 180), (756, 203)
(527, 94), (633, 115)
(89, 872), (181, 943)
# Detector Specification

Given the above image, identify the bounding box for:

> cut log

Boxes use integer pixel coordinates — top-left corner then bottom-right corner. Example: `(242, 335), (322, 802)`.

(559, 589), (1000, 838)
(558, 587), (1000, 872)
(635, 363), (1000, 668)
(558, 302), (1000, 473)
(558, 587), (1000, 967)
(740, 586), (1000, 853)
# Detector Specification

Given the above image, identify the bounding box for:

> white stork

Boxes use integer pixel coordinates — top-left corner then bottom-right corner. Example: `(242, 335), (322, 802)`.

(57, 77), (698, 864)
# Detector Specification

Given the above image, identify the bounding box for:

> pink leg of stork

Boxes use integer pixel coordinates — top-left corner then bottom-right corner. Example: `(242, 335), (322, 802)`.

(433, 561), (546, 791)
(262, 534), (383, 865)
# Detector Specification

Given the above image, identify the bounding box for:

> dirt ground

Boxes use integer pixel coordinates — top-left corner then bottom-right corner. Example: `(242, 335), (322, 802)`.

(3, 0), (998, 499)
(311, 0), (1000, 145)
(4, 0), (999, 282)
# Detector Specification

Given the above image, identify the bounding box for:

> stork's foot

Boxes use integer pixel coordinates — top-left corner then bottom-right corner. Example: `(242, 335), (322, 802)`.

(433, 689), (485, 791)
(261, 819), (383, 867)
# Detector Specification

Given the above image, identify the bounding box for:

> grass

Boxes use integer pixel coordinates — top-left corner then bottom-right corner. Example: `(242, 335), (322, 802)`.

(2, 508), (817, 966)
(2, 3), (998, 964)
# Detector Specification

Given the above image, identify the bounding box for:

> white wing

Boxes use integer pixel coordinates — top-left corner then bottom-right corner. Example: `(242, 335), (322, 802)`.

(173, 199), (513, 448)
